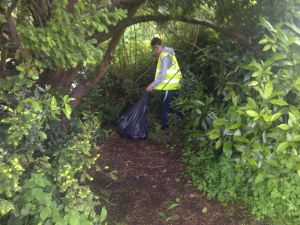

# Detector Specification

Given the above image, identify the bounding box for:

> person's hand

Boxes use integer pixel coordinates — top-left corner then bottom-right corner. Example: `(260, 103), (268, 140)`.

(146, 84), (154, 92)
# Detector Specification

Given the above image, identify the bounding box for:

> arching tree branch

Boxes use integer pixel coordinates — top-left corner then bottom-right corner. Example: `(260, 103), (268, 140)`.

(70, 0), (145, 108)
(95, 14), (247, 44)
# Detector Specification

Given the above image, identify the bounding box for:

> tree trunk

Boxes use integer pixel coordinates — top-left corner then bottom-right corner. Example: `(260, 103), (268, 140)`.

(70, 0), (144, 108)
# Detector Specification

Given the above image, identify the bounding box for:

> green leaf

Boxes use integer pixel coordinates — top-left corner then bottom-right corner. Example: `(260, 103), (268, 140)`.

(244, 59), (262, 71)
(166, 215), (180, 222)
(213, 118), (226, 126)
(247, 97), (257, 108)
(289, 112), (297, 124)
(99, 207), (107, 223)
(21, 207), (30, 216)
(263, 44), (272, 52)
(229, 123), (242, 130)
(215, 139), (222, 149)
(63, 95), (69, 103)
(69, 215), (80, 225)
(286, 23), (300, 35)
(51, 96), (58, 110)
(270, 99), (288, 106)
(248, 81), (259, 87)
(255, 173), (266, 184)
(207, 129), (220, 140)
(293, 135), (300, 142)
(294, 77), (300, 91)
(63, 103), (72, 120)
(223, 141), (232, 158)
(271, 112), (282, 121)
(196, 108), (201, 115)
(40, 207), (51, 220)
(258, 38), (268, 44)
(246, 110), (258, 117)
(33, 101), (41, 112)
(278, 124), (289, 130)
(262, 81), (273, 100)
(270, 52), (287, 62)
(264, 54), (286, 68)
(260, 17), (276, 33)
(159, 212), (167, 219)
(234, 136), (249, 143)
(263, 114), (271, 122)
(167, 203), (180, 210)
(248, 159), (257, 168)
(276, 142), (289, 153)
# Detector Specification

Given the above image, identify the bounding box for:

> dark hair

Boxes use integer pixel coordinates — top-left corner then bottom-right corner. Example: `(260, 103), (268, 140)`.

(151, 37), (162, 46)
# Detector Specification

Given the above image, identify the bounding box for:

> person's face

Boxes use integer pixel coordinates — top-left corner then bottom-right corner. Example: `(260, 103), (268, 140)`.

(152, 44), (163, 54)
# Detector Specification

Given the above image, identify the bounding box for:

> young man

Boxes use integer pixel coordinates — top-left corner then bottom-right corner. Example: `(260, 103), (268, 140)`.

(146, 37), (182, 130)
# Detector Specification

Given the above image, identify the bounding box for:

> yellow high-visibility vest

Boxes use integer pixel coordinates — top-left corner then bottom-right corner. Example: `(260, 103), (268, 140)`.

(154, 51), (182, 90)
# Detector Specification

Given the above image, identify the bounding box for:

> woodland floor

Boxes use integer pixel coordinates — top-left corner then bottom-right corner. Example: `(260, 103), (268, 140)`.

(90, 132), (267, 225)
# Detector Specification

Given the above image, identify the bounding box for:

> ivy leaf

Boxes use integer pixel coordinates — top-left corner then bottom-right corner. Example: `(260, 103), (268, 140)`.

(40, 207), (51, 220)
(69, 215), (80, 225)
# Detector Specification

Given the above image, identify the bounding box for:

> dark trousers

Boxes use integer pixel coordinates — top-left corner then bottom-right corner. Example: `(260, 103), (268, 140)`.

(161, 90), (178, 129)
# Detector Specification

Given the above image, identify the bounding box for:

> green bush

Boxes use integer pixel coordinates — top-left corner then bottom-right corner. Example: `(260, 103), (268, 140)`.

(174, 19), (300, 225)
(0, 63), (108, 225)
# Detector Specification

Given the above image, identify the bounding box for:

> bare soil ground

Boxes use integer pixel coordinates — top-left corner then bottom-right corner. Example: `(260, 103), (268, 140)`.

(90, 132), (267, 225)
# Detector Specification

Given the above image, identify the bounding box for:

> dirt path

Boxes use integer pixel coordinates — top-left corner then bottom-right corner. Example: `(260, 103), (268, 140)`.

(90, 132), (265, 225)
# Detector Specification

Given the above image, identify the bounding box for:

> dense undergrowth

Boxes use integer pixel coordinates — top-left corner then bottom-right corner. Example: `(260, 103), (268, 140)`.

(171, 18), (300, 225)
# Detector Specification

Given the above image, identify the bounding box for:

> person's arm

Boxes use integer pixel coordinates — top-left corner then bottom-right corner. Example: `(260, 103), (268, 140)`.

(146, 55), (172, 92)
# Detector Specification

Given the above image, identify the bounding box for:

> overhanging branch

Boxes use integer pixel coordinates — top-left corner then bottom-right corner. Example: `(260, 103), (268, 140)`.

(95, 15), (247, 44)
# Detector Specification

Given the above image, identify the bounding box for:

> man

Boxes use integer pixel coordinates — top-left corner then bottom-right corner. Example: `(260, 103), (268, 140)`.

(146, 37), (182, 130)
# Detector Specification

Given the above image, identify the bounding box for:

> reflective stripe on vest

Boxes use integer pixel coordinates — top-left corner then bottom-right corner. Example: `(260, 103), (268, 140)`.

(154, 51), (182, 90)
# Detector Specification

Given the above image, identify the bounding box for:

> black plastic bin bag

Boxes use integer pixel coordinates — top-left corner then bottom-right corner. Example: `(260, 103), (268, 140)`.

(118, 93), (149, 139)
